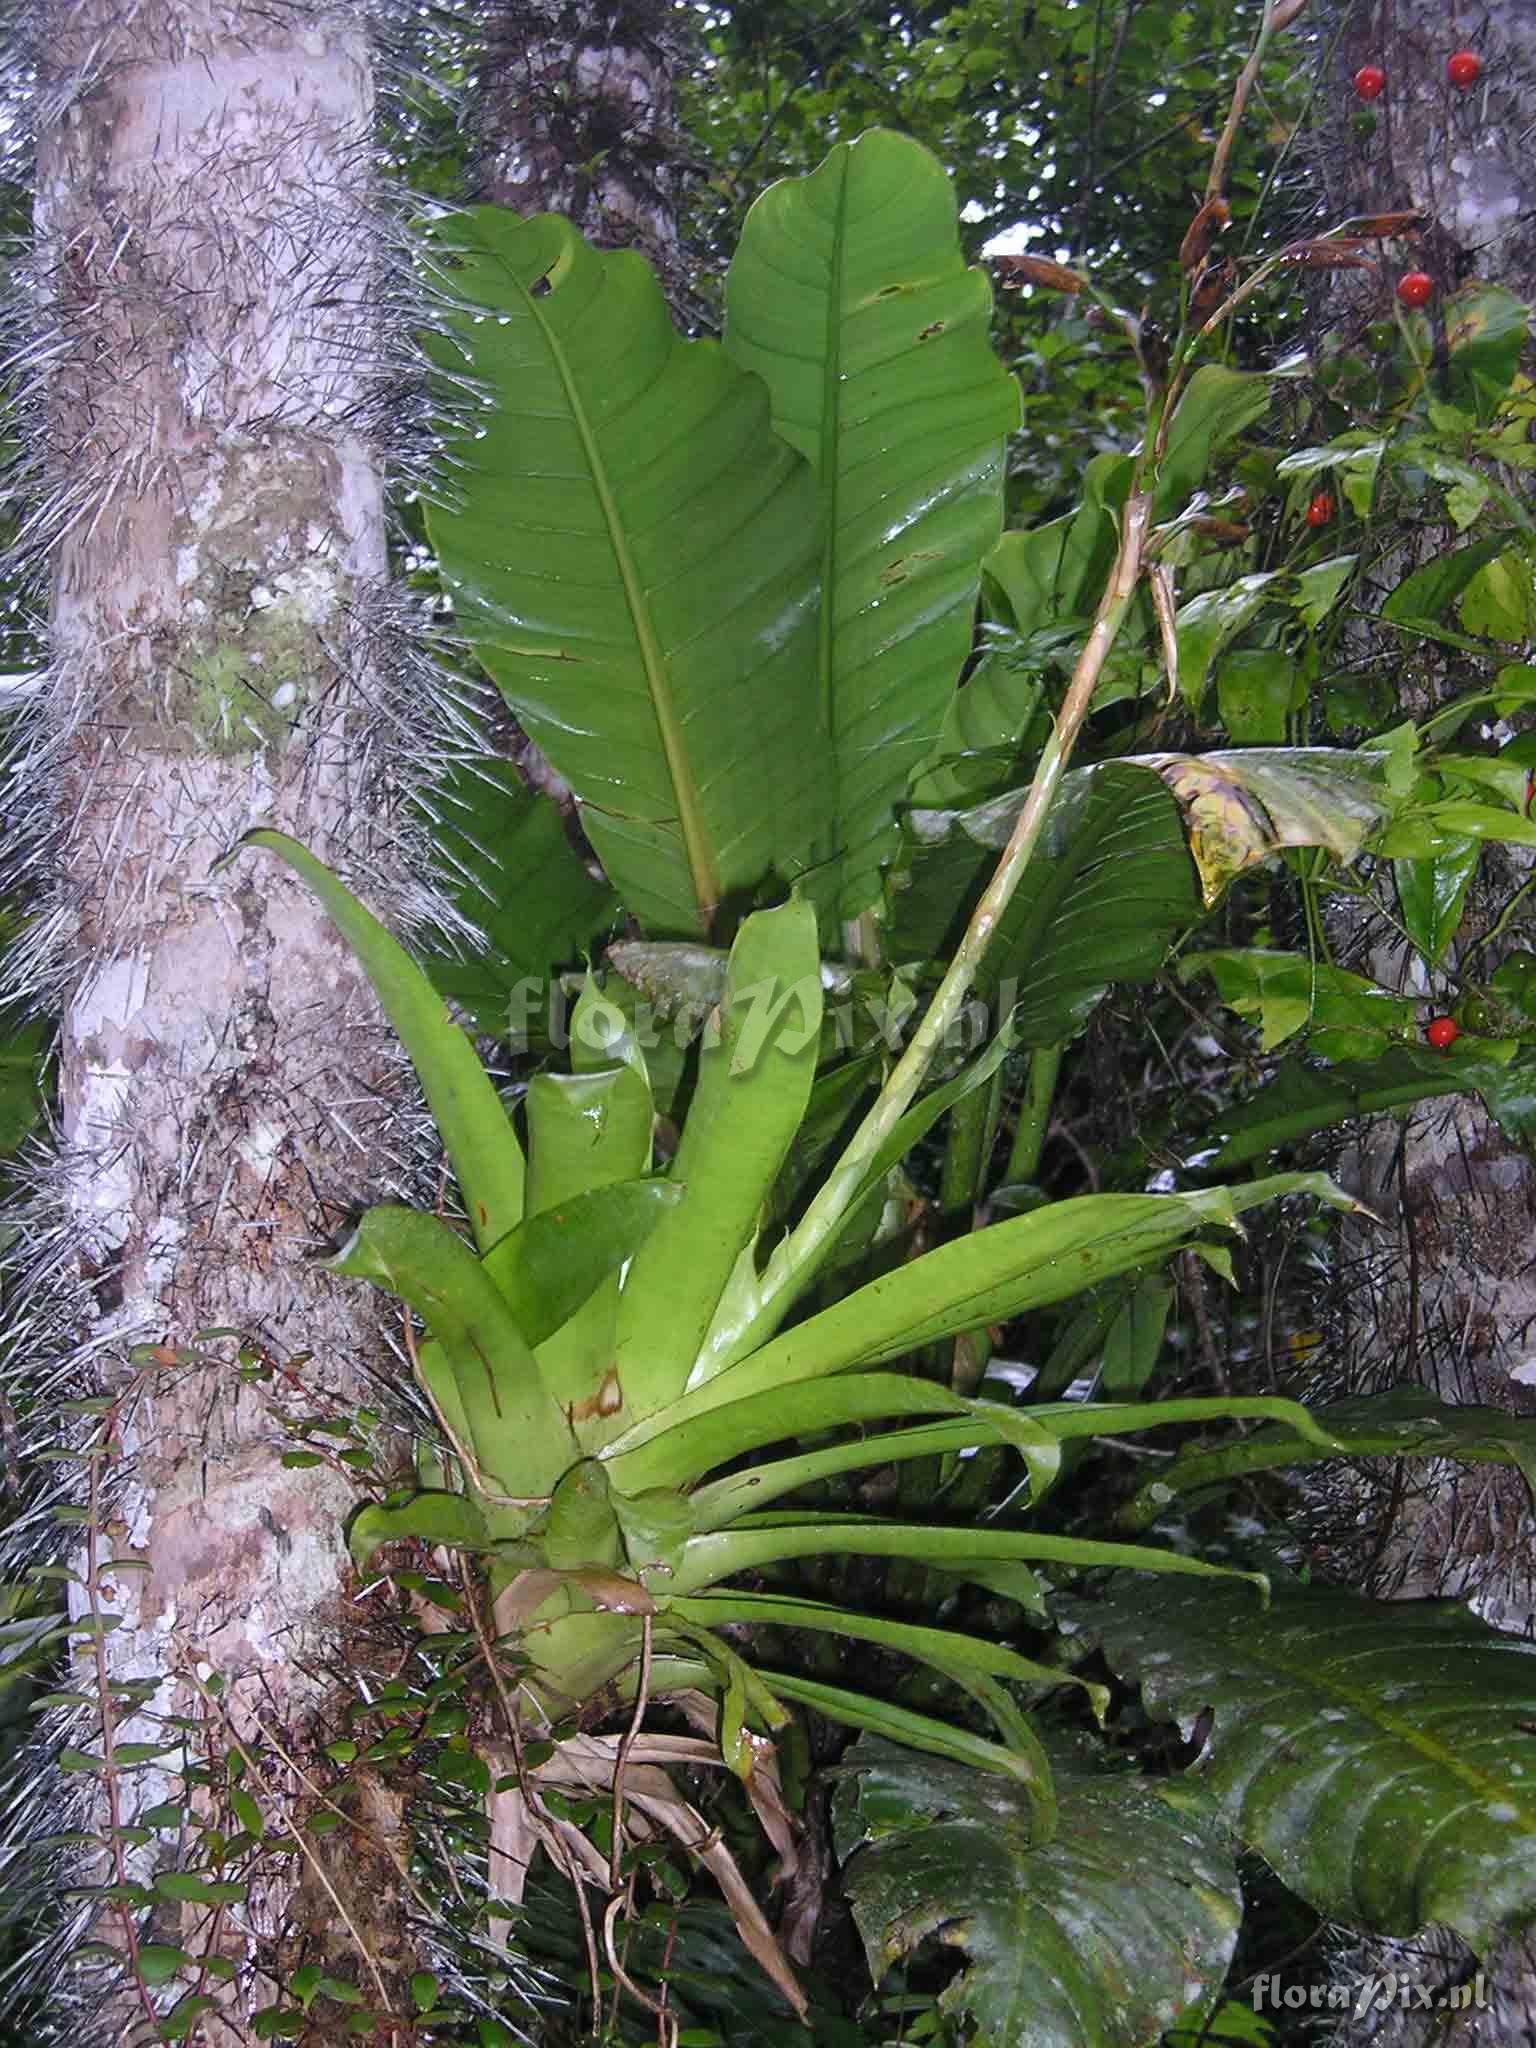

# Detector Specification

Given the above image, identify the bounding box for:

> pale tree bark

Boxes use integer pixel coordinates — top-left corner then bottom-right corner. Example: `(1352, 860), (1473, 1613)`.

(21, 1), (425, 2033)
(1309, 4), (1536, 2038)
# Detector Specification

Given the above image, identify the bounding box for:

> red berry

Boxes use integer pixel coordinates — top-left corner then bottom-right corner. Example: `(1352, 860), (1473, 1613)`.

(1426, 1015), (1460, 1049)
(1353, 64), (1386, 100)
(1306, 491), (1334, 528)
(1447, 49), (1481, 88)
(1396, 270), (1434, 308)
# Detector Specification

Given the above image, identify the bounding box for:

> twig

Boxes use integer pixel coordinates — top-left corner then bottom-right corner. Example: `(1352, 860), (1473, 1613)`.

(609, 1611), (652, 1894)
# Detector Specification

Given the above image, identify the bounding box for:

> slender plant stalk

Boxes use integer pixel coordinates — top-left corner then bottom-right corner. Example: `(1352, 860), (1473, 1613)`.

(727, 492), (1152, 1354)
(1003, 1041), (1064, 1187)
(939, 1083), (992, 1216)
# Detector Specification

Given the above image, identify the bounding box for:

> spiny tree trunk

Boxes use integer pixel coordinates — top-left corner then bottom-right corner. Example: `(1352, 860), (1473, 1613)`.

(25, 1), (421, 2031)
(1312, 4), (1536, 2038)
(474, 0), (686, 298)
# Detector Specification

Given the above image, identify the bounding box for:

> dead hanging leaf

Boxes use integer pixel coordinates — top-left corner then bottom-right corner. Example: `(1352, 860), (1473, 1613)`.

(1348, 211), (1426, 239)
(1190, 256), (1235, 323)
(1138, 748), (1395, 904)
(1279, 239), (1375, 271)
(1180, 197), (1231, 274)
(992, 253), (1085, 294)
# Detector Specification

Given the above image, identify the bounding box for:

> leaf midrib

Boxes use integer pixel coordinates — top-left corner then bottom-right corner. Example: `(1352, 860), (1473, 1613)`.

(520, 242), (721, 930)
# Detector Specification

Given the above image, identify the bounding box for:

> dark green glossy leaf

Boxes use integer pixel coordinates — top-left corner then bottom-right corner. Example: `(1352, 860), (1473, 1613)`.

(417, 758), (617, 1036)
(1066, 1578), (1536, 1951)
(893, 761), (1201, 1045)
(834, 1735), (1240, 2048)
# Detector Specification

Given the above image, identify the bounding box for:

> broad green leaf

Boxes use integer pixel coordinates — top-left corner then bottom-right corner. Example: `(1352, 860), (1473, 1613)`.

(893, 761), (1202, 1044)
(238, 831), (523, 1250)
(1448, 285), (1530, 418)
(1121, 1386), (1536, 1531)
(1459, 552), (1535, 640)
(348, 1490), (490, 1568)
(328, 1206), (570, 1499)
(658, 1174), (1353, 1414)
(835, 1736), (1241, 2048)
(1382, 532), (1517, 627)
(482, 1178), (676, 1351)
(1184, 950), (1416, 1059)
(1157, 365), (1271, 517)
(1290, 554), (1355, 629)
(615, 900), (822, 1418)
(422, 208), (823, 936)
(416, 758), (618, 1036)
(1067, 1578), (1536, 1951)
(724, 128), (1020, 919)
(907, 646), (1046, 806)
(984, 512), (1110, 635)
(135, 1945), (196, 1987)
(1175, 574), (1284, 710)
(1395, 837), (1480, 965)
(1216, 649), (1303, 745)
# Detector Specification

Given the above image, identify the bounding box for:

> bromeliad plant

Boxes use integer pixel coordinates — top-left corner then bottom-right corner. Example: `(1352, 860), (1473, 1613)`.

(234, 118), (1536, 2039)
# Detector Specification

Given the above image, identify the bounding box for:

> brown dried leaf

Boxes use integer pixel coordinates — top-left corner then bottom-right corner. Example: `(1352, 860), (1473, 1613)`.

(992, 253), (1085, 294)
(1179, 197), (1231, 274)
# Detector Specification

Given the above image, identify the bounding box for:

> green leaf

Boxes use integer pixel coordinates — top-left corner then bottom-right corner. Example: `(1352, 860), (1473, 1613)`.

(894, 761), (1202, 1045)
(520, 1064), (655, 1424)
(766, 1675), (1054, 1820)
(1395, 836), (1480, 966)
(1382, 532), (1516, 627)
(328, 1206), (569, 1499)
(1157, 365), (1271, 517)
(1122, 1385), (1536, 1528)
(907, 646), (1045, 807)
(1184, 950), (1416, 1059)
(238, 831), (523, 1250)
(1067, 1578), (1536, 1951)
(151, 1873), (246, 1905)
(615, 899), (822, 1417)
(135, 1944), (195, 1987)
(724, 129), (1020, 919)
(1290, 554), (1355, 629)
(605, 1369), (1058, 1497)
(348, 1490), (489, 1569)
(484, 1176), (678, 1352)
(1175, 574), (1285, 711)
(1216, 649), (1303, 745)
(648, 1174), (1354, 1416)
(672, 1514), (1269, 1603)
(422, 207), (823, 937)
(416, 758), (618, 1035)
(669, 1592), (1108, 1718)
(834, 1735), (1241, 2048)
(1210, 1043), (1536, 1163)
(1447, 284), (1530, 418)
